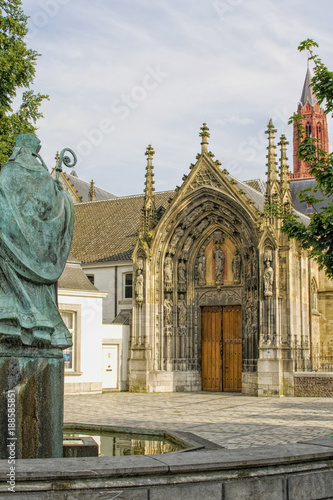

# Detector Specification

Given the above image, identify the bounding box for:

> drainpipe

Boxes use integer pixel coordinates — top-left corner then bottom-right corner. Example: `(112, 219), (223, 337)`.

(114, 266), (118, 318)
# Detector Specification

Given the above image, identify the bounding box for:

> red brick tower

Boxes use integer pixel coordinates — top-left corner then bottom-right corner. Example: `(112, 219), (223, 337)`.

(291, 66), (329, 180)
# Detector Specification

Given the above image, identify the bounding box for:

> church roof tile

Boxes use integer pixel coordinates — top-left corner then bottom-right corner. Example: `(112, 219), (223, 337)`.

(70, 191), (172, 264)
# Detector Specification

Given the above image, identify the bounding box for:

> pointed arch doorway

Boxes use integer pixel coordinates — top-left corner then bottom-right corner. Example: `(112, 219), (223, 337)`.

(201, 305), (242, 392)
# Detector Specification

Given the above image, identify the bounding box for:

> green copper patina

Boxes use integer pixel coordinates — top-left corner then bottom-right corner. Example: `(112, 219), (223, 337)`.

(0, 133), (75, 349)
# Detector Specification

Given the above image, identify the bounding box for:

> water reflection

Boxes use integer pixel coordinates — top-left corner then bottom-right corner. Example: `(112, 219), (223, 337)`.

(64, 429), (183, 456)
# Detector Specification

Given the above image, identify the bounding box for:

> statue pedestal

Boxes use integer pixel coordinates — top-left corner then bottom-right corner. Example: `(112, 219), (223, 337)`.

(0, 346), (64, 459)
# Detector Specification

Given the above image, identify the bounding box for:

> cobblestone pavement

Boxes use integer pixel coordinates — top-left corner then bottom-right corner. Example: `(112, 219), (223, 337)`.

(64, 392), (333, 449)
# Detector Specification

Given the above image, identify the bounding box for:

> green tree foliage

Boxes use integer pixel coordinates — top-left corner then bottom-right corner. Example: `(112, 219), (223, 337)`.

(275, 39), (333, 278)
(0, 0), (48, 165)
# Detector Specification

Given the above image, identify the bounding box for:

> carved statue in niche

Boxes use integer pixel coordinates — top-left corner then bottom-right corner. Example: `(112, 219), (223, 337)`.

(178, 294), (187, 331)
(263, 259), (274, 298)
(213, 231), (224, 245)
(137, 257), (144, 271)
(164, 254), (173, 287)
(232, 249), (242, 284)
(192, 218), (209, 238)
(208, 214), (219, 225)
(213, 244), (225, 284)
(197, 249), (206, 286)
(135, 269), (144, 302)
(169, 226), (184, 254)
(182, 235), (193, 258)
(183, 206), (204, 228)
(178, 259), (186, 292)
(204, 201), (215, 212)
(164, 293), (173, 326)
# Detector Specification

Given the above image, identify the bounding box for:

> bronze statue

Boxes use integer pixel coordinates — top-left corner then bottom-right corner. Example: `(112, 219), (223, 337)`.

(0, 134), (75, 349)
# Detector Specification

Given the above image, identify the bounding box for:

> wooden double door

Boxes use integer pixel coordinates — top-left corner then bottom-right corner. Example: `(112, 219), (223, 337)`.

(201, 305), (242, 392)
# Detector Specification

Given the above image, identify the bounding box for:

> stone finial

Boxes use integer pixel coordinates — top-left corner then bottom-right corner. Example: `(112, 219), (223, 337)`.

(140, 144), (157, 238)
(265, 119), (278, 182)
(278, 134), (290, 186)
(55, 151), (60, 169)
(278, 134), (292, 210)
(199, 123), (210, 154)
(144, 144), (155, 200)
(145, 144), (155, 160)
(265, 120), (280, 211)
(88, 179), (96, 201)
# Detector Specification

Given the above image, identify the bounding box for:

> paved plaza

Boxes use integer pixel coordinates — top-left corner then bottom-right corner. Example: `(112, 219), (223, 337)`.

(64, 392), (333, 449)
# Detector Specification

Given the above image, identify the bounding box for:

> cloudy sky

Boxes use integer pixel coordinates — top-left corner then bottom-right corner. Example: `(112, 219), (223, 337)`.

(21, 0), (333, 196)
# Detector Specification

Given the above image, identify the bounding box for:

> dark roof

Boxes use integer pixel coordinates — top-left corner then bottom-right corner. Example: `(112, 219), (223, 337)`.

(290, 179), (332, 215)
(229, 175), (266, 212)
(58, 261), (100, 291)
(70, 170), (313, 265)
(243, 178), (266, 194)
(300, 67), (316, 107)
(65, 172), (118, 202)
(70, 191), (172, 264)
(112, 309), (131, 325)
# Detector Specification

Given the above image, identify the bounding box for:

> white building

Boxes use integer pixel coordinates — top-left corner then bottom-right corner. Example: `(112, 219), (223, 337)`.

(58, 261), (129, 393)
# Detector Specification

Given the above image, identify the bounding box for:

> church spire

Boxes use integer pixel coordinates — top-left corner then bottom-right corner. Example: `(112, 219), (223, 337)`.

(199, 123), (210, 154)
(278, 134), (292, 210)
(300, 65), (316, 107)
(140, 144), (157, 238)
(291, 65), (329, 180)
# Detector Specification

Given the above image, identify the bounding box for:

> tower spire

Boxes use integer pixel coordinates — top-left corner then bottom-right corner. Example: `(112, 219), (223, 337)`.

(300, 65), (316, 107)
(140, 144), (157, 237)
(291, 65), (329, 180)
(199, 123), (210, 154)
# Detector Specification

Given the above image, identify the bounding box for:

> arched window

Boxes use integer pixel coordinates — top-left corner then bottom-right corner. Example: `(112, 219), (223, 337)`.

(306, 123), (312, 137)
(317, 124), (322, 147)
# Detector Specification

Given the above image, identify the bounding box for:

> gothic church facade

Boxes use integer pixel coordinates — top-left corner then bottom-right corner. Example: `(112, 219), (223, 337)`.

(66, 69), (332, 396)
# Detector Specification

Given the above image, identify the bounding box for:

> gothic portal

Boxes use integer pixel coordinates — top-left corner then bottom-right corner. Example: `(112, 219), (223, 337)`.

(128, 123), (315, 395)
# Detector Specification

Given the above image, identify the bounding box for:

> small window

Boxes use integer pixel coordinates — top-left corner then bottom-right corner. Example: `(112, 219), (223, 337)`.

(86, 274), (95, 285)
(124, 273), (133, 299)
(306, 123), (312, 137)
(62, 311), (76, 371)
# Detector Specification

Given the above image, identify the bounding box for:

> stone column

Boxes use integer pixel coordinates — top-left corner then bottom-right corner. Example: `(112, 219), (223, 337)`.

(0, 346), (65, 459)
